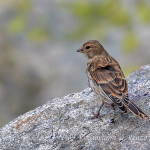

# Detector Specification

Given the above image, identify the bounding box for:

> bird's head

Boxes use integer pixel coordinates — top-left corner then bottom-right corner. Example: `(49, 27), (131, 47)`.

(77, 40), (107, 59)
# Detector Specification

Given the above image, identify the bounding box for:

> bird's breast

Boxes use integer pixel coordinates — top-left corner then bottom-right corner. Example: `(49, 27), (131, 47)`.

(87, 71), (112, 103)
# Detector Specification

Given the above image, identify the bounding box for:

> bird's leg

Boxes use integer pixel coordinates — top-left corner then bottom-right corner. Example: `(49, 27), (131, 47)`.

(103, 102), (116, 123)
(105, 102), (116, 110)
(111, 103), (115, 110)
(107, 103), (116, 123)
(91, 99), (104, 119)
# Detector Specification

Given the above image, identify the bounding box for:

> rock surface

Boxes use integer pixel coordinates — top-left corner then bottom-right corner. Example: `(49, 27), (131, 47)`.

(0, 64), (150, 150)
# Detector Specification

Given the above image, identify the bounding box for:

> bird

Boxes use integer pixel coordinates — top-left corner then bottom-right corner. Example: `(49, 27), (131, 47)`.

(77, 40), (149, 120)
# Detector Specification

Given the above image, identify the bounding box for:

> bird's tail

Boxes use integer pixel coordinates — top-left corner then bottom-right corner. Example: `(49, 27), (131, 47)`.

(126, 100), (149, 119)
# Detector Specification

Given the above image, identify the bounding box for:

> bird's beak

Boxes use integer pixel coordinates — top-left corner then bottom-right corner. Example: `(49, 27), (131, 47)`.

(77, 47), (84, 53)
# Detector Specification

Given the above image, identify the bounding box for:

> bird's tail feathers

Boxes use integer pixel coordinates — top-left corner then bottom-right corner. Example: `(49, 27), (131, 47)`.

(126, 100), (149, 119)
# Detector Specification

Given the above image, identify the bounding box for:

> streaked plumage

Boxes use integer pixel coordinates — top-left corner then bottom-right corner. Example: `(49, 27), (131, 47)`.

(77, 40), (149, 119)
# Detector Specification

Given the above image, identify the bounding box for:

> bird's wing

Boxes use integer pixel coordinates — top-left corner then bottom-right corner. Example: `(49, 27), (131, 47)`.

(88, 56), (149, 119)
(88, 56), (128, 113)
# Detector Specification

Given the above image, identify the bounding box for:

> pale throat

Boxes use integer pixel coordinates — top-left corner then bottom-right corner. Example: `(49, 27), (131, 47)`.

(86, 50), (107, 59)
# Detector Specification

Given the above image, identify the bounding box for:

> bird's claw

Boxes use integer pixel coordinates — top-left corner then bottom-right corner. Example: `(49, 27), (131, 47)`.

(90, 112), (102, 120)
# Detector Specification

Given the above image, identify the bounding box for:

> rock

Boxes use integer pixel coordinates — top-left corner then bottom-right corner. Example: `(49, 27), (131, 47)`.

(0, 64), (150, 150)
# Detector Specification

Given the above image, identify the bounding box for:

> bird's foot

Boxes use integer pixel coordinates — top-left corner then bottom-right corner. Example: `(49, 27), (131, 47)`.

(90, 111), (102, 120)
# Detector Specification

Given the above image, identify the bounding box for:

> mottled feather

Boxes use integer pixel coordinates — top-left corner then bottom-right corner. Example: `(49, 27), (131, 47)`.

(88, 56), (148, 119)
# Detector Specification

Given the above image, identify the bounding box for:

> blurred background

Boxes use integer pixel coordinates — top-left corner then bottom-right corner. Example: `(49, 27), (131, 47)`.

(0, 0), (150, 127)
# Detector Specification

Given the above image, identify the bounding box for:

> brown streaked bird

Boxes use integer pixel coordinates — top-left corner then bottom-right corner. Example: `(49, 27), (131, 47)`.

(77, 40), (149, 120)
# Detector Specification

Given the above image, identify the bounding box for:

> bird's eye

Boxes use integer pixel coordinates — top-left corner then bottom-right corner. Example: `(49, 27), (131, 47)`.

(86, 46), (90, 49)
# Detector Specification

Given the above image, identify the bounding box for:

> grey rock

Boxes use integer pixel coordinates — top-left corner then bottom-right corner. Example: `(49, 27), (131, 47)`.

(0, 64), (150, 150)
